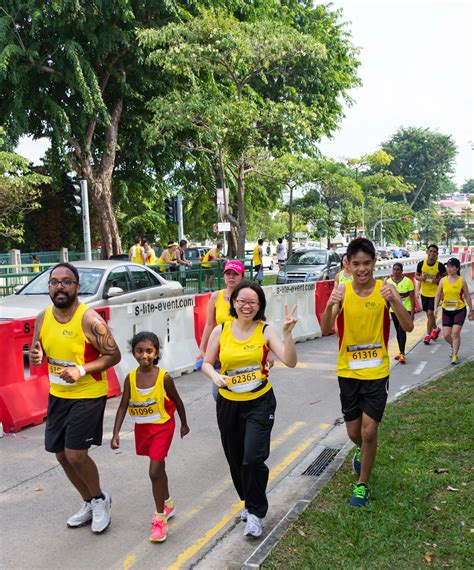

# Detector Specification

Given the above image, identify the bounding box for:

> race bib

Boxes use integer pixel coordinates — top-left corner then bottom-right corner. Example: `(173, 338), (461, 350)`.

(444, 299), (458, 310)
(347, 343), (383, 370)
(128, 400), (162, 423)
(423, 273), (435, 283)
(226, 368), (266, 393)
(48, 360), (77, 386)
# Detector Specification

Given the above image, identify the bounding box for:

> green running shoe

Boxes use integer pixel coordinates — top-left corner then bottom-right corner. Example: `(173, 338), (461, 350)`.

(352, 446), (361, 476)
(349, 483), (369, 507)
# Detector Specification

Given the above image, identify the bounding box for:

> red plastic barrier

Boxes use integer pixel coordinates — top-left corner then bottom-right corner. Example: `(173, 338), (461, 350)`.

(193, 293), (211, 347)
(315, 280), (336, 335)
(0, 306), (120, 433)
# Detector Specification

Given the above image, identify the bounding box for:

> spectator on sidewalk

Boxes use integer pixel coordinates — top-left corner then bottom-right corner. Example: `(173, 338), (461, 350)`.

(276, 238), (286, 269)
(156, 242), (178, 274)
(129, 237), (146, 265)
(253, 239), (264, 285)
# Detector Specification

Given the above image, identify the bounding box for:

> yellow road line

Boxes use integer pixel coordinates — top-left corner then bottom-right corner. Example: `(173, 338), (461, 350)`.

(122, 554), (136, 570)
(168, 437), (315, 570)
(270, 420), (305, 450)
(388, 313), (427, 361)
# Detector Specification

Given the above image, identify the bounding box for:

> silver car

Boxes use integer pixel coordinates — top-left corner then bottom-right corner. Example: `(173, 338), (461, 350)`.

(276, 249), (341, 284)
(0, 261), (184, 320)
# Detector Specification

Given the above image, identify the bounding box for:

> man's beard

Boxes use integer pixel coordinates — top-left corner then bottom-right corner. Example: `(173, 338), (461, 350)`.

(51, 292), (76, 309)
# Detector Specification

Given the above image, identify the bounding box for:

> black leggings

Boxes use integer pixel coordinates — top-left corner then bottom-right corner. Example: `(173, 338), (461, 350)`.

(391, 313), (406, 354)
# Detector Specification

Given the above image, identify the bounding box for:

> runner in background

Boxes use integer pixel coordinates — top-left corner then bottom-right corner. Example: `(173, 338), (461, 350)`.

(387, 262), (415, 364)
(202, 282), (297, 538)
(31, 254), (40, 273)
(129, 237), (146, 265)
(434, 257), (473, 365)
(202, 242), (226, 289)
(111, 332), (189, 543)
(143, 241), (156, 266)
(156, 242), (178, 274)
(276, 238), (286, 269)
(335, 253), (353, 285)
(29, 263), (121, 533)
(415, 244), (446, 345)
(321, 238), (413, 507)
(253, 239), (264, 285)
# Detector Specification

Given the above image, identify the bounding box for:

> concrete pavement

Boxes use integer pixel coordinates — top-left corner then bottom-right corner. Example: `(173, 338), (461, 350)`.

(1, 304), (472, 570)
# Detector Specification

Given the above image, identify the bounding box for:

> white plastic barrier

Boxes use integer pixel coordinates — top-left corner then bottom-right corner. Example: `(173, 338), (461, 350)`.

(263, 282), (321, 342)
(461, 263), (473, 292)
(107, 295), (198, 384)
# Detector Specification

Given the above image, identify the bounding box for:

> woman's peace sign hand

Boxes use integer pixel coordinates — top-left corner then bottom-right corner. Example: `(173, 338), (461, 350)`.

(282, 304), (298, 334)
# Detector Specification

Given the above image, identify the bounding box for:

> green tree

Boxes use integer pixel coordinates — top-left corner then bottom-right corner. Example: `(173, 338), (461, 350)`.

(461, 179), (474, 194)
(0, 127), (49, 242)
(381, 127), (457, 210)
(139, 6), (360, 256)
(0, 1), (191, 257)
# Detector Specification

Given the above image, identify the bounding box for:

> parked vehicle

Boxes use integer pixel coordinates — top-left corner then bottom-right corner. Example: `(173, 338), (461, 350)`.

(386, 245), (403, 259)
(376, 248), (393, 260)
(245, 250), (274, 270)
(0, 261), (184, 320)
(185, 247), (210, 264)
(335, 246), (348, 257)
(276, 249), (340, 284)
(399, 247), (410, 258)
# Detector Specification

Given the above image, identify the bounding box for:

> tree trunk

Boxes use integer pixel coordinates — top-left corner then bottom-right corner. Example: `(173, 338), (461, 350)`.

(288, 184), (294, 257)
(236, 164), (246, 257)
(92, 178), (122, 258)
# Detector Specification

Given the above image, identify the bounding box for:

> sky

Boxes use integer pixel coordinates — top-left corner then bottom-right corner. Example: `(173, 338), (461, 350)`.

(16, 0), (474, 187)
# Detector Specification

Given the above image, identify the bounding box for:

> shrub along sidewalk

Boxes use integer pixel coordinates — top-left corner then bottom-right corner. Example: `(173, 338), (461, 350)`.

(265, 361), (473, 569)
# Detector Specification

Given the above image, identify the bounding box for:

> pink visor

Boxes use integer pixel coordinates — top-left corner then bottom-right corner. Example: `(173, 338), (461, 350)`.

(223, 260), (245, 274)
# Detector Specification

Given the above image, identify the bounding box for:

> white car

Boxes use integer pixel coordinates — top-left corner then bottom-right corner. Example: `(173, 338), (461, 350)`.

(0, 261), (184, 320)
(245, 250), (274, 270)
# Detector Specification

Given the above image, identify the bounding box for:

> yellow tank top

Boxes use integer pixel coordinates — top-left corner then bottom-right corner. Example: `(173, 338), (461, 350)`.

(33, 262), (40, 273)
(202, 248), (219, 268)
(337, 272), (353, 284)
(253, 245), (262, 265)
(146, 249), (156, 265)
(128, 368), (172, 424)
(218, 321), (271, 402)
(40, 304), (107, 398)
(156, 249), (175, 272)
(387, 276), (414, 312)
(337, 281), (390, 380)
(442, 276), (465, 310)
(420, 259), (442, 297)
(215, 289), (232, 325)
(131, 245), (143, 264)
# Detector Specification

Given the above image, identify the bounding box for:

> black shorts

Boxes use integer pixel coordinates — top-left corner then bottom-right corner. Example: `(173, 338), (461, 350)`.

(442, 307), (467, 328)
(338, 377), (389, 423)
(421, 295), (435, 312)
(45, 395), (107, 453)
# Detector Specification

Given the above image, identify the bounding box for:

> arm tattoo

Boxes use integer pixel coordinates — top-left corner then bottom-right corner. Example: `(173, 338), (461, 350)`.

(90, 318), (118, 355)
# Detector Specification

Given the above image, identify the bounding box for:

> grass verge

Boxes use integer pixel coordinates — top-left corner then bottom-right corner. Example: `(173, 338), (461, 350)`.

(265, 361), (474, 569)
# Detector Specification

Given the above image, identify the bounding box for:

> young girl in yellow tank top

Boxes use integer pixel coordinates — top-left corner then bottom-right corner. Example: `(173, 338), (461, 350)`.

(434, 258), (473, 365)
(202, 282), (297, 538)
(335, 253), (353, 285)
(111, 332), (189, 543)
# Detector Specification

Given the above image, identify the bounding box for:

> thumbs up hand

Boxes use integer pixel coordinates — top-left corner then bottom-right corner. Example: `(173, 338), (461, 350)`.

(29, 340), (44, 367)
(328, 284), (345, 307)
(380, 277), (396, 303)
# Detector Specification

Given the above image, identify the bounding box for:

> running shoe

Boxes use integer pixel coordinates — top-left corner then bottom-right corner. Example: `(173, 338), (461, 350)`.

(164, 499), (175, 520)
(349, 483), (370, 507)
(150, 515), (167, 542)
(423, 334), (431, 345)
(67, 501), (93, 528)
(237, 507), (249, 522)
(399, 354), (406, 364)
(394, 354), (400, 361)
(244, 513), (263, 538)
(451, 354), (459, 366)
(91, 492), (112, 534)
(352, 447), (361, 476)
(431, 327), (441, 340)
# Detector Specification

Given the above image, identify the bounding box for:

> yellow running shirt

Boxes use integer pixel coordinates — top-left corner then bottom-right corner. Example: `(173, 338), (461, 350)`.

(253, 245), (262, 266)
(128, 367), (173, 424)
(156, 249), (175, 272)
(202, 248), (220, 268)
(40, 304), (107, 399)
(215, 289), (233, 325)
(130, 245), (143, 264)
(146, 249), (156, 265)
(218, 321), (271, 402)
(337, 272), (353, 284)
(441, 276), (465, 311)
(336, 280), (391, 380)
(387, 276), (414, 312)
(419, 259), (442, 297)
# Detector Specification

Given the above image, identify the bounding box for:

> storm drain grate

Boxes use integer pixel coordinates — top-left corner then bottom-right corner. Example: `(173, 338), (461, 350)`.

(301, 447), (339, 477)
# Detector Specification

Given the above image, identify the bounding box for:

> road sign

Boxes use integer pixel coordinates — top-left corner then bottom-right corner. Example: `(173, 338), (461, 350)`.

(218, 222), (231, 232)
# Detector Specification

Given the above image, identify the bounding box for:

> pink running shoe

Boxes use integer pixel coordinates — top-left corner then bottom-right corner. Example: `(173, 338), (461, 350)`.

(431, 327), (440, 340)
(164, 501), (175, 520)
(150, 515), (167, 543)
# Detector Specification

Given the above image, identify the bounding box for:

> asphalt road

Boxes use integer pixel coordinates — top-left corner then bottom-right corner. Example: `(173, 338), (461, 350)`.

(1, 299), (472, 570)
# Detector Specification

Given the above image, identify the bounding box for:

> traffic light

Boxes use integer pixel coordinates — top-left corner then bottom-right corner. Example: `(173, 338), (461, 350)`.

(69, 181), (82, 214)
(164, 196), (177, 223)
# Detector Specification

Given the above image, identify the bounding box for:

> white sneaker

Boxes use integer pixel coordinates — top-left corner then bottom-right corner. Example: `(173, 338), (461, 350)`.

(91, 492), (112, 533)
(67, 501), (93, 528)
(237, 508), (248, 522)
(244, 513), (262, 538)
